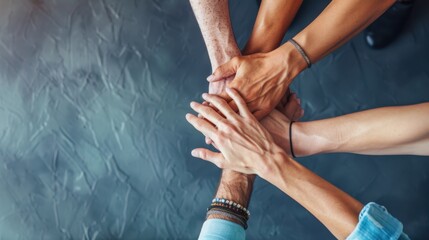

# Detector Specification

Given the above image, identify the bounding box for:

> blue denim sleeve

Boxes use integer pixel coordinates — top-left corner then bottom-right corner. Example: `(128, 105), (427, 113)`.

(347, 202), (410, 240)
(198, 219), (245, 240)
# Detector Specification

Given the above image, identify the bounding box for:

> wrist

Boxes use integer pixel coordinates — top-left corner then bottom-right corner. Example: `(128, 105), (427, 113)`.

(293, 121), (340, 156)
(215, 170), (255, 208)
(290, 122), (311, 157)
(243, 36), (278, 55)
(273, 41), (308, 81)
(257, 146), (290, 183)
(210, 47), (241, 71)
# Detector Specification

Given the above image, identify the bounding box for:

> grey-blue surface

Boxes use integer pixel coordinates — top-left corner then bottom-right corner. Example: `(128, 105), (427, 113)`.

(0, 0), (428, 239)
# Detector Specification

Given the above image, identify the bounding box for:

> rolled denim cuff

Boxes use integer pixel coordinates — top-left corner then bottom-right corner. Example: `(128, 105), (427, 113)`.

(347, 202), (410, 240)
(198, 219), (245, 240)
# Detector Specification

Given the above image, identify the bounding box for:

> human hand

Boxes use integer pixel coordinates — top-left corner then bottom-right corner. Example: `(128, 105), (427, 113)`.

(208, 76), (234, 95)
(186, 88), (286, 176)
(206, 47), (306, 119)
(261, 93), (304, 154)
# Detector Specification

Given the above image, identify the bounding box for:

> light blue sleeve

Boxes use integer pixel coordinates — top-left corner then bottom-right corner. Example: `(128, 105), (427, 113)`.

(198, 219), (245, 240)
(347, 202), (410, 240)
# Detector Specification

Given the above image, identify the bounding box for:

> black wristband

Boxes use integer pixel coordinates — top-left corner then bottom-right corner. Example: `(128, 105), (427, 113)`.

(289, 121), (297, 158)
(288, 39), (312, 68)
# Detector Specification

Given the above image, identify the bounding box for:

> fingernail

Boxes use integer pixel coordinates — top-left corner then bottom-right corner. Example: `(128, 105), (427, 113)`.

(206, 75), (214, 81)
(191, 150), (198, 157)
(185, 113), (191, 119)
(225, 87), (231, 92)
(202, 93), (208, 99)
(190, 101), (196, 107)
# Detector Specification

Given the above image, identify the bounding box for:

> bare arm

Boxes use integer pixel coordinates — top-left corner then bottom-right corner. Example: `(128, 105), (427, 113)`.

(208, 0), (396, 119)
(293, 103), (429, 156)
(267, 153), (363, 239)
(206, 171), (255, 224)
(261, 102), (429, 156)
(187, 90), (363, 239)
(292, 0), (395, 62)
(243, 0), (302, 55)
(189, 0), (299, 226)
(190, 0), (301, 96)
(189, 0), (240, 71)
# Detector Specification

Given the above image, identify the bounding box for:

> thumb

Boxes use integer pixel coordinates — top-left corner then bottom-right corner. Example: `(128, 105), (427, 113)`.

(207, 57), (241, 82)
(191, 148), (224, 168)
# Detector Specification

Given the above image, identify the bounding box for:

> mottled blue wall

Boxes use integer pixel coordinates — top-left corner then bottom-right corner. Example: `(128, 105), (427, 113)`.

(0, 0), (428, 239)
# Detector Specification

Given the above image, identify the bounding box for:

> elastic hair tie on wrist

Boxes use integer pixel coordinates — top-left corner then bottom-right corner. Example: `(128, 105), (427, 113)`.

(289, 121), (297, 158)
(288, 39), (312, 68)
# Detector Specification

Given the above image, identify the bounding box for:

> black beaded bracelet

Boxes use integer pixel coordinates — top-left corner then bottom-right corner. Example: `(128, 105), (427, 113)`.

(289, 121), (297, 158)
(288, 39), (312, 68)
(211, 198), (250, 217)
(207, 205), (249, 221)
(206, 208), (248, 229)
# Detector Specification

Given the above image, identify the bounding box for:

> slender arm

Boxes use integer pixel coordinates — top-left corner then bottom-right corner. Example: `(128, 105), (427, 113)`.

(243, 0), (302, 55)
(282, 0), (395, 63)
(264, 151), (364, 239)
(293, 103), (429, 156)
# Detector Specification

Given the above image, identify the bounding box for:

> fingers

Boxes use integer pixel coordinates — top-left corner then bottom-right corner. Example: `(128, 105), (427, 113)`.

(284, 93), (298, 118)
(207, 57), (240, 82)
(191, 148), (224, 168)
(295, 108), (305, 121)
(283, 93), (304, 121)
(202, 93), (237, 120)
(205, 136), (213, 145)
(280, 88), (291, 107)
(190, 101), (226, 127)
(186, 113), (218, 141)
(225, 88), (252, 119)
(227, 100), (239, 114)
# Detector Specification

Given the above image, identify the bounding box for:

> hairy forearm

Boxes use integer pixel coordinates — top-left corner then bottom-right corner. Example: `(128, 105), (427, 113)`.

(191, 0), (300, 224)
(262, 152), (363, 239)
(243, 0), (302, 54)
(207, 171), (255, 224)
(293, 103), (429, 156)
(189, 0), (241, 70)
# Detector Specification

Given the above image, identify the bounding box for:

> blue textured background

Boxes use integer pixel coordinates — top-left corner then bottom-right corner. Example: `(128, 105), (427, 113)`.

(0, 0), (428, 239)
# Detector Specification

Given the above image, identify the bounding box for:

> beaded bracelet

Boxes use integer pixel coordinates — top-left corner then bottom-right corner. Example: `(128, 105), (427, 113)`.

(207, 205), (249, 221)
(206, 208), (248, 229)
(209, 202), (248, 216)
(211, 198), (250, 217)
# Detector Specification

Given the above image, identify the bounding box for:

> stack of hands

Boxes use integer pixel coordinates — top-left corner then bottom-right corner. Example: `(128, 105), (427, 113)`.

(186, 87), (302, 180)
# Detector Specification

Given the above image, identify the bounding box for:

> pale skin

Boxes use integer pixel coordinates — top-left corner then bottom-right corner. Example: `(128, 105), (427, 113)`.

(262, 102), (429, 157)
(187, 90), (429, 238)
(207, 0), (396, 119)
(186, 89), (364, 239)
(189, 0), (303, 224)
(189, 0), (423, 238)
(189, 0), (302, 98)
